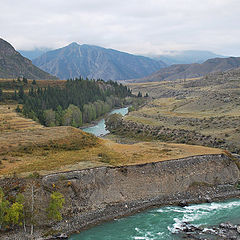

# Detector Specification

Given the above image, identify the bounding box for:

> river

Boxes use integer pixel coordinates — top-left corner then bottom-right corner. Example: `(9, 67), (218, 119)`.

(80, 107), (239, 239)
(69, 198), (240, 240)
(82, 107), (128, 137)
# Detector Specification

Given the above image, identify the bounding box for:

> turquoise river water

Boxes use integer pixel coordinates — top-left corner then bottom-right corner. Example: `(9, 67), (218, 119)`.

(83, 107), (128, 137)
(69, 198), (240, 240)
(80, 107), (240, 239)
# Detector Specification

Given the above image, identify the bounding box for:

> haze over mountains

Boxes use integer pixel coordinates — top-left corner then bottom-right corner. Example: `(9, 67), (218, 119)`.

(32, 42), (166, 80)
(0, 38), (57, 80)
(19, 48), (51, 61)
(125, 57), (240, 83)
(149, 50), (225, 65)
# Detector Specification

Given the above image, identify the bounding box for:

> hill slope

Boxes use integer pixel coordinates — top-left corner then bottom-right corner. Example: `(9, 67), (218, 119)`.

(126, 57), (240, 83)
(0, 38), (57, 80)
(33, 42), (166, 80)
(124, 67), (240, 153)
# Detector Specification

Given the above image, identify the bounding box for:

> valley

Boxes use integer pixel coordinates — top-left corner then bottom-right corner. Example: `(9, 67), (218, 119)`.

(119, 68), (240, 153)
(0, 38), (240, 240)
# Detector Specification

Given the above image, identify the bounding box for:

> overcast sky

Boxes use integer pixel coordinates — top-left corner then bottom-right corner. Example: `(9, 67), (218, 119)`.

(1, 0), (240, 56)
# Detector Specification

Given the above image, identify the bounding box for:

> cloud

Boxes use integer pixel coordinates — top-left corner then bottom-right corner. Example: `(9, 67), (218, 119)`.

(0, 0), (240, 55)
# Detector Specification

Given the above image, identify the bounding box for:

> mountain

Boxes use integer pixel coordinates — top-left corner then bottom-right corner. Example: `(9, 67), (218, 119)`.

(149, 50), (225, 65)
(32, 42), (166, 80)
(0, 38), (57, 80)
(18, 48), (51, 60)
(126, 57), (240, 83)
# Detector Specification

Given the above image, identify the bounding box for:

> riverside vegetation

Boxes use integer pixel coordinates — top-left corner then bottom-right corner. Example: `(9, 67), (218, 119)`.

(1, 77), (132, 127)
(0, 187), (65, 234)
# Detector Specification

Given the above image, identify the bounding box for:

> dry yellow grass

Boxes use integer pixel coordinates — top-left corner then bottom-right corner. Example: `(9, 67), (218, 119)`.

(102, 139), (223, 166)
(0, 104), (43, 132)
(0, 104), (223, 177)
(0, 135), (223, 177)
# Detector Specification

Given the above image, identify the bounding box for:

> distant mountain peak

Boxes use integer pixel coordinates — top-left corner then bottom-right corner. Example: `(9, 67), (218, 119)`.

(68, 42), (79, 47)
(33, 43), (166, 80)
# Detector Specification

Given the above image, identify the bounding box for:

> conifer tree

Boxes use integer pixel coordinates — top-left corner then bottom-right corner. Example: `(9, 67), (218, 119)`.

(0, 88), (2, 101)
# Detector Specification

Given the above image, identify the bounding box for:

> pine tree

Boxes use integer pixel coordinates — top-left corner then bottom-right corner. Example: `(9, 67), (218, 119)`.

(18, 86), (25, 100)
(22, 77), (28, 84)
(137, 91), (142, 98)
(20, 77), (132, 126)
(0, 88), (2, 101)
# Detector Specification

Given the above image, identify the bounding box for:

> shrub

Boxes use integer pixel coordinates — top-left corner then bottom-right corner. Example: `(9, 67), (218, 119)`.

(47, 192), (65, 221)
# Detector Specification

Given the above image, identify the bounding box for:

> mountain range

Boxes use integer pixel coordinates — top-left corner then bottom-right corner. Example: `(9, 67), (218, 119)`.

(150, 50), (225, 65)
(0, 38), (57, 80)
(32, 42), (166, 80)
(2, 37), (239, 83)
(19, 48), (51, 60)
(125, 57), (240, 83)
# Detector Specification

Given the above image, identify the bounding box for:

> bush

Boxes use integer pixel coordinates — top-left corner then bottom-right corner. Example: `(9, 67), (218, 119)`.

(47, 192), (65, 221)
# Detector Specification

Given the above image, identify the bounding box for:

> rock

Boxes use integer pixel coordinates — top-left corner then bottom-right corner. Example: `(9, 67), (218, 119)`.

(219, 222), (237, 230)
(205, 195), (212, 203)
(44, 233), (68, 239)
(178, 201), (189, 207)
(177, 222), (240, 239)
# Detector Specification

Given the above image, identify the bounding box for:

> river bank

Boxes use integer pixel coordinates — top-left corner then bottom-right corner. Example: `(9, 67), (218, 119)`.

(3, 187), (240, 240)
(2, 153), (239, 240)
(70, 198), (240, 240)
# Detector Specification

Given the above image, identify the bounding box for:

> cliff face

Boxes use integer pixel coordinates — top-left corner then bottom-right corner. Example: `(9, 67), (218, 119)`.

(43, 154), (239, 233)
(43, 154), (238, 205)
(0, 154), (239, 239)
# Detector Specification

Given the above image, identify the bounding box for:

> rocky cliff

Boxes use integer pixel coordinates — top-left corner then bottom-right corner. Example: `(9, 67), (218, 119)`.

(1, 154), (239, 239)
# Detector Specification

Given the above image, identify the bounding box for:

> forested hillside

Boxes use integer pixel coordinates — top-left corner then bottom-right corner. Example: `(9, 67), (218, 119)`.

(13, 78), (132, 127)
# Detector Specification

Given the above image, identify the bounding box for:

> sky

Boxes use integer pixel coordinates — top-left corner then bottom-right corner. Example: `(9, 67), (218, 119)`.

(1, 0), (240, 56)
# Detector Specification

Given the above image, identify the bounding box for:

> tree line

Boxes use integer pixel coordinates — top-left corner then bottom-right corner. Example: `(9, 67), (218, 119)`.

(15, 78), (132, 127)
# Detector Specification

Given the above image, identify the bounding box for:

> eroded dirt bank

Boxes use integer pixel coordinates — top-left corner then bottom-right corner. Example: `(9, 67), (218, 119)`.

(1, 154), (240, 239)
